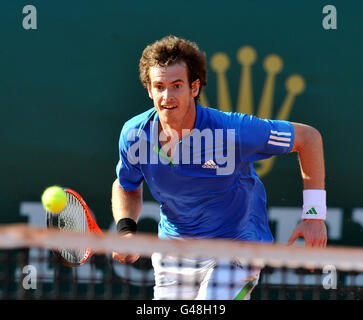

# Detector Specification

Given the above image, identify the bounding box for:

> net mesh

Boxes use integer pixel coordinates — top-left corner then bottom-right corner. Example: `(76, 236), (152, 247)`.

(0, 224), (363, 300)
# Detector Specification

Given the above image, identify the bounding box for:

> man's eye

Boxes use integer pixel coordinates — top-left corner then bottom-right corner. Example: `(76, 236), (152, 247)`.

(174, 84), (181, 89)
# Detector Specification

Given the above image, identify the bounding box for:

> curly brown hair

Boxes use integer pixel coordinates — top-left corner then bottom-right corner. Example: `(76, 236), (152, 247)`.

(139, 35), (207, 102)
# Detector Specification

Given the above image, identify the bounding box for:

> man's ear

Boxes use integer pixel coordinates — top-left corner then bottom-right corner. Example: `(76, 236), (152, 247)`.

(191, 79), (200, 98)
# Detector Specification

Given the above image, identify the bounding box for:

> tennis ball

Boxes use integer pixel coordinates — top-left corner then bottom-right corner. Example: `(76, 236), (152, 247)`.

(41, 186), (67, 213)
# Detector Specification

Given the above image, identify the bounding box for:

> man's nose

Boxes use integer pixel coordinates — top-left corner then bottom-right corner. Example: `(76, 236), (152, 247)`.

(162, 88), (174, 101)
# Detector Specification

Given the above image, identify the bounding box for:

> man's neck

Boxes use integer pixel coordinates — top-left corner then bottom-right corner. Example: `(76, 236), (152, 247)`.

(158, 104), (196, 141)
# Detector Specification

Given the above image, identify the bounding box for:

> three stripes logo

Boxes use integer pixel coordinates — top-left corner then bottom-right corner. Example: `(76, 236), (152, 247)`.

(267, 130), (292, 148)
(200, 46), (305, 177)
(305, 207), (318, 215)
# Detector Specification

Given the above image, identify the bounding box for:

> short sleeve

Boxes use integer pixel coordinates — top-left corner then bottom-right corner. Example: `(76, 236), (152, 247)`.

(116, 125), (144, 191)
(239, 115), (295, 162)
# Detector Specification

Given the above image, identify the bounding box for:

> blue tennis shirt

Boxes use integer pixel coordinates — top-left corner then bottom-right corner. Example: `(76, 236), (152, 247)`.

(116, 104), (294, 242)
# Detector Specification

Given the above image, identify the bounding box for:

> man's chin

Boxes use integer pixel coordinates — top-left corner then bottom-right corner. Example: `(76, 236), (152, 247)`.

(158, 109), (179, 122)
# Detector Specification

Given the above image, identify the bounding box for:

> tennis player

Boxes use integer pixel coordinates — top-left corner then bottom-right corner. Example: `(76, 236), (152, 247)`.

(111, 36), (327, 300)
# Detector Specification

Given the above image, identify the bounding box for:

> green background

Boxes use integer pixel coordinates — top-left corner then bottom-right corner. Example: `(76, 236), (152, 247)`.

(1, 1), (362, 246)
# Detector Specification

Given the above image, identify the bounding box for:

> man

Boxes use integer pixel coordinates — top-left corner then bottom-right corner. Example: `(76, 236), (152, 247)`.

(111, 35), (327, 300)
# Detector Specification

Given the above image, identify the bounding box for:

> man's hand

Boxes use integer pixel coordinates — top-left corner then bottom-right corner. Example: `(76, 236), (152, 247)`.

(287, 220), (327, 248)
(112, 232), (140, 263)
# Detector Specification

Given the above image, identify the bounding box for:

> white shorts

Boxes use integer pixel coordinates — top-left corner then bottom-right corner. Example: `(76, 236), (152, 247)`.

(151, 253), (261, 300)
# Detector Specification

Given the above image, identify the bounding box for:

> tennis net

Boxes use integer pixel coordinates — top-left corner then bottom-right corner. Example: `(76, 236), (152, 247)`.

(0, 224), (362, 300)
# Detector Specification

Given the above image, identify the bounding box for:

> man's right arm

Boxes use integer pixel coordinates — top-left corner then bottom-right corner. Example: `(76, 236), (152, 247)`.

(111, 178), (143, 263)
(112, 178), (143, 223)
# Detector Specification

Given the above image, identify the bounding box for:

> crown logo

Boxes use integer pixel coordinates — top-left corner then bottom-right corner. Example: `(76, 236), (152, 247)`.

(200, 46), (305, 177)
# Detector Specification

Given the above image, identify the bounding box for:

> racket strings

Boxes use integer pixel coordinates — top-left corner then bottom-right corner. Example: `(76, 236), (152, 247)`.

(56, 192), (89, 265)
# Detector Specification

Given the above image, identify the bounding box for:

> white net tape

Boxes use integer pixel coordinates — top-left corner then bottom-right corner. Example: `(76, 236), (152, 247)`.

(1, 224), (363, 272)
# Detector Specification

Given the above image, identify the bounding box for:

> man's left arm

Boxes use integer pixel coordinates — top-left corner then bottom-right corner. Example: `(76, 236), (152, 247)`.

(287, 122), (327, 248)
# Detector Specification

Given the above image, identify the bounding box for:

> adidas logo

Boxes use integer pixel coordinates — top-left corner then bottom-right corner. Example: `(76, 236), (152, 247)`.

(305, 207), (318, 215)
(202, 159), (219, 169)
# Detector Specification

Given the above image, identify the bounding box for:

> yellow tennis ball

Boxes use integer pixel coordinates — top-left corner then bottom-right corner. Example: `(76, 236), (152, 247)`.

(41, 186), (67, 213)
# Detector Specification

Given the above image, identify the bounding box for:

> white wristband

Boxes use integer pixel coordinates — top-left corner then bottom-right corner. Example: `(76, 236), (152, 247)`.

(302, 189), (327, 220)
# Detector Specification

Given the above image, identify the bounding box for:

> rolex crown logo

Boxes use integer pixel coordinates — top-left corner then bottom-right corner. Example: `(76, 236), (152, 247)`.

(200, 46), (306, 177)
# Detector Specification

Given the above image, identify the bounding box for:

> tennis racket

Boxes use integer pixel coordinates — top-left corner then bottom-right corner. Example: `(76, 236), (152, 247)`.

(45, 188), (103, 267)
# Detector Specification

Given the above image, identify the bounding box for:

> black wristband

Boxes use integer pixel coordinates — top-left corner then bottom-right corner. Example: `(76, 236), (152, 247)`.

(116, 218), (137, 234)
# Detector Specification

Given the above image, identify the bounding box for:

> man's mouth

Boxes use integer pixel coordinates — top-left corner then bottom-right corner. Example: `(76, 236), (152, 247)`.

(161, 105), (177, 110)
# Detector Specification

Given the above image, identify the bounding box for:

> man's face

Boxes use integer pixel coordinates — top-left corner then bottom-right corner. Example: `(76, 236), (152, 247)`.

(147, 62), (200, 130)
